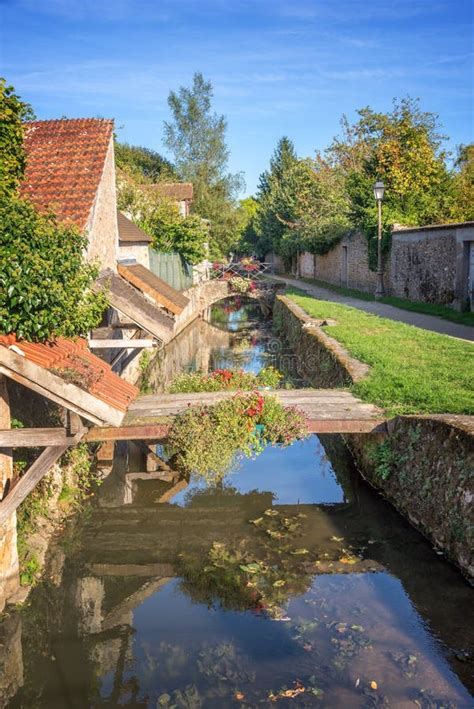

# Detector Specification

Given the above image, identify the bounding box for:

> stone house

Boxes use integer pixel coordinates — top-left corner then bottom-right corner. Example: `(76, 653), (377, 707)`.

(21, 118), (118, 271)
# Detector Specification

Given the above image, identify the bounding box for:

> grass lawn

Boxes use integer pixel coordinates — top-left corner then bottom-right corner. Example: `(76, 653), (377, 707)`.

(298, 276), (474, 327)
(286, 287), (474, 416)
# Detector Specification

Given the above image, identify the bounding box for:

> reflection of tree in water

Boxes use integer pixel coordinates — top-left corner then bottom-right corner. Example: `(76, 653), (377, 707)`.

(178, 507), (316, 618)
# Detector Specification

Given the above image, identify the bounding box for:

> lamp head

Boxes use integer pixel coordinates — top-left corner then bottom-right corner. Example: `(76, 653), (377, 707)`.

(373, 181), (385, 201)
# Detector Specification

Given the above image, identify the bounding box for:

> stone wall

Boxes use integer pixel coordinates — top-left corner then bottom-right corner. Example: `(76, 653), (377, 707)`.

(391, 223), (474, 307)
(273, 295), (369, 387)
(87, 136), (119, 271)
(312, 231), (390, 293)
(347, 416), (474, 582)
(118, 243), (150, 269)
(299, 251), (315, 278)
(173, 280), (230, 336)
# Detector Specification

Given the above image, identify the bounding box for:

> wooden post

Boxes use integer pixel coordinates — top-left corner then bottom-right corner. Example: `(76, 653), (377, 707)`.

(0, 374), (20, 612)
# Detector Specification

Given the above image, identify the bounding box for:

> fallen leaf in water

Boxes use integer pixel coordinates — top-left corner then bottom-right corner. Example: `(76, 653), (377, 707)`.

(250, 517), (264, 525)
(291, 548), (309, 555)
(264, 509), (279, 516)
(370, 681), (378, 690)
(234, 691), (245, 701)
(331, 536), (344, 542)
(339, 556), (357, 565)
(303, 643), (313, 652)
(273, 579), (286, 587)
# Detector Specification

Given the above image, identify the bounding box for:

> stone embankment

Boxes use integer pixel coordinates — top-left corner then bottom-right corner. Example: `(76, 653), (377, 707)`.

(274, 294), (474, 582)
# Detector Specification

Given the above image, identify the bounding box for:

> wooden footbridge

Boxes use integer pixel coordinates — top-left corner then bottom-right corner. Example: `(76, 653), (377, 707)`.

(85, 389), (385, 442)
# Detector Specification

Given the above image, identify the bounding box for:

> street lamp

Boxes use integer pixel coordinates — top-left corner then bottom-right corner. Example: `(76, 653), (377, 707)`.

(373, 180), (385, 298)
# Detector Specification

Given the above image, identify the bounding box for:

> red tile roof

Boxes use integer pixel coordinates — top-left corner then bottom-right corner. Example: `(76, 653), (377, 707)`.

(149, 182), (193, 201)
(21, 118), (114, 231)
(0, 334), (138, 413)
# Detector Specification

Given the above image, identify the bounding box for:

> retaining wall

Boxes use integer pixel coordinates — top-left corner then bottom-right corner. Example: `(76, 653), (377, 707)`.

(274, 294), (474, 581)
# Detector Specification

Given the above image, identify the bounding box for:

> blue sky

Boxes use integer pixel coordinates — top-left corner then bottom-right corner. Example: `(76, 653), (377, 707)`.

(1, 0), (472, 195)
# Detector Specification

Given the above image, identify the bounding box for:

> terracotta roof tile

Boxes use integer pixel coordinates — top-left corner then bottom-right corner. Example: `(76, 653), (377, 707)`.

(149, 182), (193, 201)
(21, 118), (114, 231)
(0, 334), (138, 413)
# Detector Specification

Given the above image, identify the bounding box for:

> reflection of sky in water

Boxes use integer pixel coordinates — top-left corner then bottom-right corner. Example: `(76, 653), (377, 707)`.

(122, 570), (471, 707)
(172, 436), (344, 506)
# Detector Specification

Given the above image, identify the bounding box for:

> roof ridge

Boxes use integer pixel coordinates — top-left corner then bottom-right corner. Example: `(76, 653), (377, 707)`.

(24, 117), (114, 126)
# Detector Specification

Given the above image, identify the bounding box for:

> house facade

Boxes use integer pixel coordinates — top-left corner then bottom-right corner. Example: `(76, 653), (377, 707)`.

(21, 118), (119, 271)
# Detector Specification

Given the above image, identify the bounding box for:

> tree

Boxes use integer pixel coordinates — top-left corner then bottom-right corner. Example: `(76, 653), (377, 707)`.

(115, 142), (177, 182)
(326, 97), (456, 265)
(0, 196), (107, 340)
(0, 80), (106, 341)
(253, 137), (349, 261)
(139, 199), (208, 264)
(0, 78), (34, 196)
(254, 137), (298, 255)
(163, 72), (244, 256)
(451, 144), (474, 221)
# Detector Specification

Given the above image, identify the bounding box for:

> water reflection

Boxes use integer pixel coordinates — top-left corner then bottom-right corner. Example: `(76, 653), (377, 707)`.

(4, 435), (473, 707)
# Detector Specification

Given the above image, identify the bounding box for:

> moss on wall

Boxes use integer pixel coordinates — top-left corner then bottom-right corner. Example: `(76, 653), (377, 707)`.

(347, 416), (474, 582)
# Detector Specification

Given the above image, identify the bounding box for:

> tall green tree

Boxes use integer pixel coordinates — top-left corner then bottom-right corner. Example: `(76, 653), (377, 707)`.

(451, 144), (474, 221)
(326, 97), (456, 265)
(115, 142), (177, 182)
(163, 72), (243, 256)
(254, 137), (298, 255)
(0, 78), (34, 196)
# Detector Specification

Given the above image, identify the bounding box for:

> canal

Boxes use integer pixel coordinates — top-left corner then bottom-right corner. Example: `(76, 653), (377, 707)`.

(2, 297), (473, 707)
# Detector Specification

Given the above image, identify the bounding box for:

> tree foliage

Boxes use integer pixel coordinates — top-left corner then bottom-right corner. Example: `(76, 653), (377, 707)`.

(254, 98), (472, 269)
(116, 170), (208, 264)
(114, 141), (177, 182)
(451, 144), (474, 222)
(253, 137), (349, 260)
(163, 72), (244, 256)
(327, 98), (457, 265)
(140, 199), (208, 264)
(0, 196), (107, 341)
(0, 78), (34, 196)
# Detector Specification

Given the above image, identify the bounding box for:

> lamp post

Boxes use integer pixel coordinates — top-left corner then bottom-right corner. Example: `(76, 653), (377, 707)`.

(373, 180), (385, 298)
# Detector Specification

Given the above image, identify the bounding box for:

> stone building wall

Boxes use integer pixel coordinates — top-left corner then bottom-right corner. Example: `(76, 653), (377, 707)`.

(118, 243), (150, 269)
(87, 137), (119, 271)
(314, 232), (391, 292)
(390, 223), (474, 306)
(299, 251), (316, 278)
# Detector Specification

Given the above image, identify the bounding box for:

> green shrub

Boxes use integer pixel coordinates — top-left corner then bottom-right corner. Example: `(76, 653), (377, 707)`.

(0, 195), (107, 340)
(168, 366), (282, 393)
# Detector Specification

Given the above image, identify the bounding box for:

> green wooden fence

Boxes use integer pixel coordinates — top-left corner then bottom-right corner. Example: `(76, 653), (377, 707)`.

(148, 250), (194, 291)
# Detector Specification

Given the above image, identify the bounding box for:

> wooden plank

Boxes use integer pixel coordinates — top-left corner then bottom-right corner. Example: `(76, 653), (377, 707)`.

(95, 269), (175, 343)
(0, 428), (79, 447)
(0, 444), (70, 525)
(87, 339), (157, 349)
(118, 263), (190, 315)
(0, 350), (125, 427)
(84, 423), (169, 442)
(307, 419), (387, 434)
